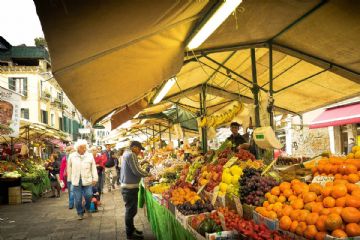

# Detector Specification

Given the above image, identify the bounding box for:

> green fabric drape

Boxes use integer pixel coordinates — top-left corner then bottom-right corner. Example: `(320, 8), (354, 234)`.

(139, 185), (196, 240)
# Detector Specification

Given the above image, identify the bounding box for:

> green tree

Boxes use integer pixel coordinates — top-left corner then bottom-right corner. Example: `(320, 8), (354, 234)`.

(34, 37), (47, 47)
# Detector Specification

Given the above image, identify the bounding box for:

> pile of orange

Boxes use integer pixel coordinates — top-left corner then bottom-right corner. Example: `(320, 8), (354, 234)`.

(255, 179), (360, 239)
(312, 157), (360, 183)
(170, 187), (201, 205)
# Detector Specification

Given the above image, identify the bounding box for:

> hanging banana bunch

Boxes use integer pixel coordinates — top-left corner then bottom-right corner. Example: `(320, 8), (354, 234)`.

(197, 102), (244, 129)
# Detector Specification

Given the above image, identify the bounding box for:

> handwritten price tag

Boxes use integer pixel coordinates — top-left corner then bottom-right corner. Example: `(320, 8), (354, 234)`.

(218, 212), (227, 231)
(312, 176), (334, 186)
(223, 157), (238, 168)
(212, 186), (219, 206)
(197, 184), (206, 195)
(234, 197), (243, 217)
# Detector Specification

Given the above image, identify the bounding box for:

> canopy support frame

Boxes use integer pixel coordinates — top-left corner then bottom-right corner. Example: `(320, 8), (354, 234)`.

(200, 84), (207, 152)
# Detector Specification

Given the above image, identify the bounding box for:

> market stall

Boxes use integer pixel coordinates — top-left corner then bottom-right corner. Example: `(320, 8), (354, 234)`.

(0, 121), (70, 204)
(136, 140), (360, 240)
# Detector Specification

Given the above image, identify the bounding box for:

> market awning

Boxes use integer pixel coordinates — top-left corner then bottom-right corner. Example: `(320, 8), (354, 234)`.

(309, 102), (360, 129)
(34, 0), (360, 125)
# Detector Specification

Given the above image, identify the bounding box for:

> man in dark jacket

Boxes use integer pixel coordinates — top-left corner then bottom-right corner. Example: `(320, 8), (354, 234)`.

(120, 141), (150, 240)
(104, 143), (117, 192)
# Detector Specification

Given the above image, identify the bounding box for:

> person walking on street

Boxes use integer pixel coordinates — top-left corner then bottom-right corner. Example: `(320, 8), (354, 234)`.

(104, 143), (117, 192)
(68, 140), (98, 220)
(90, 146), (106, 198)
(59, 146), (75, 209)
(45, 153), (61, 198)
(120, 141), (150, 240)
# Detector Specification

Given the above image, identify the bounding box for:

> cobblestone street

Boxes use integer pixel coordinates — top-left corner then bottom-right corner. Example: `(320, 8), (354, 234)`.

(0, 188), (156, 240)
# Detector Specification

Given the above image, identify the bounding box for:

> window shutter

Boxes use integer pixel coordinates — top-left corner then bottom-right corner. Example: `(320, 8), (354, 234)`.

(23, 78), (28, 96)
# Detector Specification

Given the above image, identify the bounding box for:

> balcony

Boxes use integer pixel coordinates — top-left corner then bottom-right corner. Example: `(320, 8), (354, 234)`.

(0, 66), (40, 73)
(40, 91), (51, 101)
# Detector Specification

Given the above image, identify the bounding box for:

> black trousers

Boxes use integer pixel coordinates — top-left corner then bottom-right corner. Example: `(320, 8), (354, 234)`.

(121, 188), (139, 236)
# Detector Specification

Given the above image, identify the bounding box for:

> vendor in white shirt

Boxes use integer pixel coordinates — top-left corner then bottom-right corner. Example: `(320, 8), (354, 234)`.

(67, 139), (98, 220)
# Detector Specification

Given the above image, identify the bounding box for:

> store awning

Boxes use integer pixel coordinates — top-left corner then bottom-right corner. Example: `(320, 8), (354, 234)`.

(34, 0), (360, 124)
(309, 103), (360, 129)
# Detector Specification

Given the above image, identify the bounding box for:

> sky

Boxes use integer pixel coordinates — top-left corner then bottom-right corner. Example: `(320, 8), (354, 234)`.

(0, 0), (44, 46)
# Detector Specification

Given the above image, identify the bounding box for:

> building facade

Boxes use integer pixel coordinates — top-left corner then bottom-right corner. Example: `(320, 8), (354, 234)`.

(0, 37), (81, 141)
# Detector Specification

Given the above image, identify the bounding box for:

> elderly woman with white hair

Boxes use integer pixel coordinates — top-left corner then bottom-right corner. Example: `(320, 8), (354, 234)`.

(67, 139), (98, 220)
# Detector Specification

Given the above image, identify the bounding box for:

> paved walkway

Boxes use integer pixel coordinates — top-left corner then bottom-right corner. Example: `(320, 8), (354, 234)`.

(0, 188), (156, 240)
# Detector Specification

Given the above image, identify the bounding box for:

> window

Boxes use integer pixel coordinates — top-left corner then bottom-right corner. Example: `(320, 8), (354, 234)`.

(41, 110), (48, 124)
(20, 108), (29, 119)
(8, 77), (27, 96)
(50, 113), (54, 127)
(57, 92), (63, 101)
(59, 117), (63, 130)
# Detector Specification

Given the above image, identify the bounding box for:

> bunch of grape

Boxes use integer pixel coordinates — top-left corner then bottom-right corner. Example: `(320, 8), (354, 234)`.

(235, 149), (256, 161)
(239, 168), (278, 206)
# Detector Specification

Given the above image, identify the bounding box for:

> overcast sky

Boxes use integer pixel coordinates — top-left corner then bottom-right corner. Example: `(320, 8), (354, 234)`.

(0, 0), (44, 46)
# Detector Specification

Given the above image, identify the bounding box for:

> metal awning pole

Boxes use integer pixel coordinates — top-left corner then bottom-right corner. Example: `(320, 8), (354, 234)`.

(251, 49), (261, 128)
(269, 43), (274, 128)
(200, 85), (207, 152)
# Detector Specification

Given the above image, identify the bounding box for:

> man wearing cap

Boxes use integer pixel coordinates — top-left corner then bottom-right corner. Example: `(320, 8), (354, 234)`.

(227, 122), (250, 151)
(120, 141), (150, 240)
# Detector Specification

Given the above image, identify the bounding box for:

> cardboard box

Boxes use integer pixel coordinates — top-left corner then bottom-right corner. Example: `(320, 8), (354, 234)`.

(252, 211), (279, 231)
(278, 230), (306, 240)
(242, 204), (255, 220)
(206, 231), (238, 240)
(175, 208), (197, 228)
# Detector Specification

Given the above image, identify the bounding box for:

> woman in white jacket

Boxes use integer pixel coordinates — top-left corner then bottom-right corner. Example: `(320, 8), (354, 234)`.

(67, 139), (98, 220)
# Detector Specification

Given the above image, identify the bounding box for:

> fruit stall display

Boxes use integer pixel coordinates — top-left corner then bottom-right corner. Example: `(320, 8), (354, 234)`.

(276, 156), (311, 166)
(255, 177), (360, 239)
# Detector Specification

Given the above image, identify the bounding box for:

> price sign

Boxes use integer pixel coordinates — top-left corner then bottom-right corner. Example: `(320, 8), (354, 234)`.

(212, 186), (219, 206)
(218, 212), (227, 231)
(234, 197), (243, 217)
(197, 184), (206, 195)
(223, 157), (238, 168)
(312, 176), (334, 186)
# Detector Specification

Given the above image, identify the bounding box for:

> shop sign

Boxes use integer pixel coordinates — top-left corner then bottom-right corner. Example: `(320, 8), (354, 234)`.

(0, 87), (21, 137)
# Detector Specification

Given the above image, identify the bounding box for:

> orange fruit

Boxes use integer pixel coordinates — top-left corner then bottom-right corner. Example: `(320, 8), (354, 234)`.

(282, 205), (293, 216)
(325, 213), (343, 231)
(306, 212), (319, 225)
(279, 216), (292, 231)
(304, 202), (315, 212)
(341, 207), (360, 223)
(332, 184), (348, 198)
(304, 192), (317, 203)
(346, 183), (360, 194)
(316, 215), (328, 232)
(278, 195), (286, 203)
(279, 182), (291, 192)
(315, 231), (327, 240)
(290, 209), (301, 221)
(291, 199), (304, 210)
(345, 223), (360, 237)
(348, 173), (360, 183)
(304, 225), (318, 240)
(312, 202), (324, 213)
(334, 173), (342, 179)
(263, 201), (269, 207)
(335, 196), (347, 207)
(271, 186), (280, 196)
(345, 164), (358, 174)
(350, 188), (360, 196)
(321, 186), (333, 197)
(288, 195), (297, 202)
(345, 195), (360, 208)
(268, 211), (277, 220)
(298, 210), (310, 222)
(290, 220), (299, 233)
(283, 189), (293, 198)
(295, 222), (307, 237)
(291, 179), (301, 186)
(309, 183), (323, 195)
(293, 184), (303, 195)
(331, 229), (348, 238)
(323, 196), (336, 208)
(320, 208), (331, 215)
(330, 207), (343, 215)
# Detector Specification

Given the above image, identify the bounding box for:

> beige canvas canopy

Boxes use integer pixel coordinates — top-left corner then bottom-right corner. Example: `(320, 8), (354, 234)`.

(33, 0), (360, 126)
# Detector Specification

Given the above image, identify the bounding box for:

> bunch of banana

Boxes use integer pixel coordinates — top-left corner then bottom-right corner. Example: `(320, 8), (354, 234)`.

(197, 102), (244, 128)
